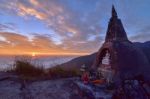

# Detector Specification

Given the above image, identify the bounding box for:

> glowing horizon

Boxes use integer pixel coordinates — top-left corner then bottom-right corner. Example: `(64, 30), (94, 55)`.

(0, 0), (150, 56)
(0, 51), (90, 56)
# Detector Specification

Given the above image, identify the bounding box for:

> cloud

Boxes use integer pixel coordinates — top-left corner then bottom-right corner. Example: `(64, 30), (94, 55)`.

(0, 32), (91, 55)
(0, 0), (109, 54)
(130, 33), (150, 42)
(17, 3), (47, 20)
(0, 32), (31, 48)
(0, 23), (17, 32)
(130, 26), (150, 42)
(29, 0), (39, 6)
(1, 0), (150, 55)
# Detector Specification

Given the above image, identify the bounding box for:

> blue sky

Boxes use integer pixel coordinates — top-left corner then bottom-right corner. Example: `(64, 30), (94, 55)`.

(0, 0), (150, 55)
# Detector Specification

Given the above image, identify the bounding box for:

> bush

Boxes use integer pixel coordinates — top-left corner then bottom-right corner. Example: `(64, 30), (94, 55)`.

(12, 57), (80, 80)
(13, 60), (44, 78)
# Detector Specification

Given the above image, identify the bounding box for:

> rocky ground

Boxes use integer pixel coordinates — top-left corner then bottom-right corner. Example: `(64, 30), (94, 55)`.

(0, 72), (113, 99)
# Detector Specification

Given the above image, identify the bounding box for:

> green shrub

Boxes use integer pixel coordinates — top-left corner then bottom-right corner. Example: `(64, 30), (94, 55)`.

(12, 57), (80, 80)
(13, 60), (44, 78)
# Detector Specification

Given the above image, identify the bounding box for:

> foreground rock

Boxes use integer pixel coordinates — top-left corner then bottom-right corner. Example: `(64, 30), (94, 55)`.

(0, 73), (113, 99)
(0, 72), (150, 99)
(0, 77), (76, 99)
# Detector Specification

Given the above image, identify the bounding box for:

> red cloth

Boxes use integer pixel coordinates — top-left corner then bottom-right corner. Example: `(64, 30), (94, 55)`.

(82, 72), (89, 84)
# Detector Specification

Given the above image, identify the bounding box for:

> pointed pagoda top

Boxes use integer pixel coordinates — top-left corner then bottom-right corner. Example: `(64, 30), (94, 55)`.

(112, 5), (118, 18)
(105, 5), (128, 42)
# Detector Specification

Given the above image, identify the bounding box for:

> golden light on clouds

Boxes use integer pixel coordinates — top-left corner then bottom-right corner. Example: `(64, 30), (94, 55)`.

(29, 0), (39, 6)
(18, 3), (47, 20)
(0, 0), (105, 56)
(0, 50), (89, 56)
(0, 32), (94, 56)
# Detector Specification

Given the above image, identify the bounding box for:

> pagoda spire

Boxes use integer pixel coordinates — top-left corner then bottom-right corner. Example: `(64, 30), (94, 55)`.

(105, 5), (129, 42)
(112, 5), (117, 18)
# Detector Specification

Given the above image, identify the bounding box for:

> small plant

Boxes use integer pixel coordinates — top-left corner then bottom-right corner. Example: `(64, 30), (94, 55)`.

(13, 58), (44, 78)
(12, 56), (80, 80)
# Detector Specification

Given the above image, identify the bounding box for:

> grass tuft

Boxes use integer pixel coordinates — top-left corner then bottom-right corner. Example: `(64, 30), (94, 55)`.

(7, 56), (80, 80)
(13, 59), (44, 78)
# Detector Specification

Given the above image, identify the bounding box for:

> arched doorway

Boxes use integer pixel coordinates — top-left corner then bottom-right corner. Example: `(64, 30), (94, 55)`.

(97, 49), (114, 83)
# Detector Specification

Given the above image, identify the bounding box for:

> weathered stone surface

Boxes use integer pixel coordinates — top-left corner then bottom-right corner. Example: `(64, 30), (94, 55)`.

(105, 6), (128, 42)
(92, 6), (150, 84)
(0, 76), (113, 99)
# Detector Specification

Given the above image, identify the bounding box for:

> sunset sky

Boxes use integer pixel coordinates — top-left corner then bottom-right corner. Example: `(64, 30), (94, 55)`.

(0, 0), (150, 56)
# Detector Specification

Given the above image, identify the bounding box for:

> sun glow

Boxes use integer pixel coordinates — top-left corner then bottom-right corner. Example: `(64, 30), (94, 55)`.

(32, 52), (36, 57)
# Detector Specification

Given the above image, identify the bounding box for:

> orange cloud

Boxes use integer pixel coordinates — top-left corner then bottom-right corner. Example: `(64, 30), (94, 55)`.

(17, 3), (47, 20)
(29, 0), (39, 6)
(0, 0), (105, 55)
(0, 32), (91, 55)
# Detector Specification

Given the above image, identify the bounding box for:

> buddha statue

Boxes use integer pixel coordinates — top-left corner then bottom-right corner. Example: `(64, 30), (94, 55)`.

(102, 50), (110, 65)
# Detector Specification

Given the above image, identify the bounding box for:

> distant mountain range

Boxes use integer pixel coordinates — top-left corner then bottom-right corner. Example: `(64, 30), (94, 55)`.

(134, 41), (150, 62)
(58, 53), (97, 70)
(58, 41), (150, 70)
